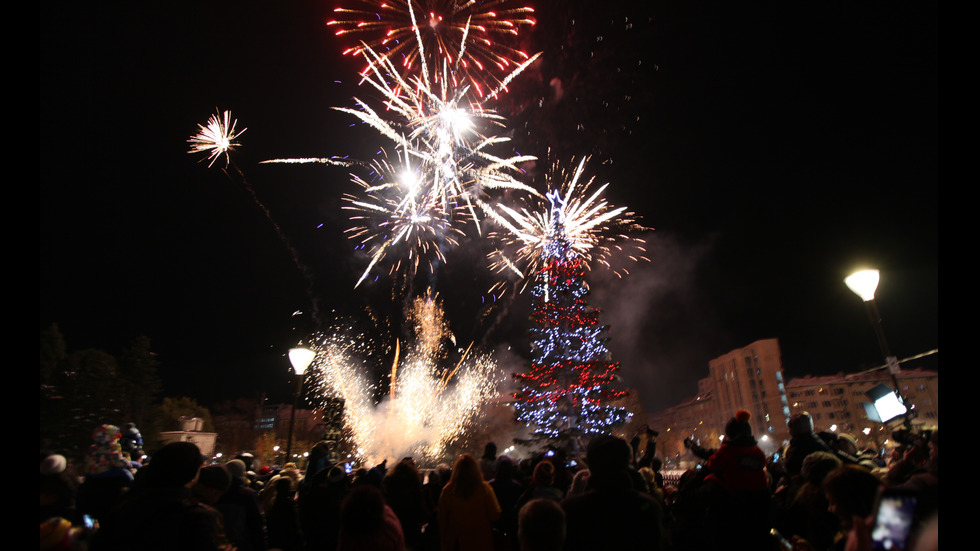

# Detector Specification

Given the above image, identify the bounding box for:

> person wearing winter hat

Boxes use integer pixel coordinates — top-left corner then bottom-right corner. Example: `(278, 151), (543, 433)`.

(235, 452), (255, 473)
(832, 432), (878, 470)
(41, 454), (77, 523)
(40, 517), (87, 551)
(701, 410), (773, 550)
(225, 459), (248, 484)
(217, 458), (266, 551)
(41, 454), (68, 475)
(119, 423), (144, 463)
(705, 409), (769, 492)
(785, 411), (834, 477)
(194, 464), (233, 506)
(84, 426), (131, 475)
(76, 425), (135, 524)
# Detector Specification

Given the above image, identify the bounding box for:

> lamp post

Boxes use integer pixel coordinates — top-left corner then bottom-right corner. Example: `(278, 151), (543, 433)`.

(844, 269), (912, 431)
(285, 346), (316, 463)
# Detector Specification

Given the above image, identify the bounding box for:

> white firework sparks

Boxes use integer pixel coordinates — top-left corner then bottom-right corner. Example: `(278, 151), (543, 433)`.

(343, 150), (465, 287)
(309, 296), (500, 465)
(259, 157), (357, 167)
(488, 157), (649, 292)
(335, 41), (540, 285)
(337, 43), (540, 223)
(262, 12), (540, 286)
(187, 110), (246, 168)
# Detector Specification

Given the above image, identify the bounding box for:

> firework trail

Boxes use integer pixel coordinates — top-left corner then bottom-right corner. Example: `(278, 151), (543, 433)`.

(188, 110), (323, 329)
(487, 156), (649, 295)
(309, 295), (500, 465)
(327, 0), (536, 98)
(260, 157), (359, 167)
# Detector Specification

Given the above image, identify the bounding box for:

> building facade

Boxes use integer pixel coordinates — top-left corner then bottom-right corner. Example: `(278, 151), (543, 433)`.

(707, 338), (792, 443)
(785, 367), (938, 451)
(647, 339), (939, 468)
(649, 392), (718, 467)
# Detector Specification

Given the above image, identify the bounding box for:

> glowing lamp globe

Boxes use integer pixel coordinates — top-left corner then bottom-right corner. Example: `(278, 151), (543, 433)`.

(845, 269), (880, 302)
(289, 347), (316, 376)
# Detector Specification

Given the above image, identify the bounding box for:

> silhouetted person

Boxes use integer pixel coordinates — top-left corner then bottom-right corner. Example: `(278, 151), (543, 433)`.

(518, 498), (565, 551)
(383, 458), (429, 550)
(337, 484), (405, 551)
(561, 435), (666, 551)
(785, 412), (834, 479)
(92, 442), (228, 551)
(489, 455), (525, 551)
(481, 442), (498, 482)
(438, 454), (501, 551)
(703, 410), (773, 551)
(216, 459), (266, 551)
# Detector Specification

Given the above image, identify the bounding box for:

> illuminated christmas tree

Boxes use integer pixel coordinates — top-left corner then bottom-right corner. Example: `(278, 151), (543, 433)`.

(513, 191), (632, 449)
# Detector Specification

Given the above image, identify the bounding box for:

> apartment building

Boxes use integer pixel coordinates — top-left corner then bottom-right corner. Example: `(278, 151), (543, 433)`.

(785, 367), (938, 450)
(707, 338), (793, 442)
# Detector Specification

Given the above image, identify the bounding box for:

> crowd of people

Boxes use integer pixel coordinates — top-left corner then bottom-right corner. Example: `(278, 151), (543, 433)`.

(41, 412), (937, 551)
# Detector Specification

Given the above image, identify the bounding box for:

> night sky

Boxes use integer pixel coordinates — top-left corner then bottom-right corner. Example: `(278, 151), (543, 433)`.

(41, 1), (937, 414)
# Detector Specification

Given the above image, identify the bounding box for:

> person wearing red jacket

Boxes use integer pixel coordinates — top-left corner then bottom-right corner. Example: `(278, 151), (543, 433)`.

(706, 409), (769, 492)
(702, 410), (774, 551)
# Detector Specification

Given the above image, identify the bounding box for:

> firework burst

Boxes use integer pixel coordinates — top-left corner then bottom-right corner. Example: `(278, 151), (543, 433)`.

(487, 157), (649, 293)
(309, 296), (500, 465)
(327, 0), (535, 98)
(338, 43), (539, 285)
(337, 43), (540, 213)
(261, 7), (542, 288)
(187, 110), (246, 168)
(343, 149), (466, 287)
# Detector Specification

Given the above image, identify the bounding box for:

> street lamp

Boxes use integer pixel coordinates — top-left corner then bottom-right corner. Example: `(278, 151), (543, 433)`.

(285, 346), (316, 463)
(844, 269), (913, 430)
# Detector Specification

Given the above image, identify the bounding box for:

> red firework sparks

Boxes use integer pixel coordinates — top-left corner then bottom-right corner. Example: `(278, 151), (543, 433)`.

(327, 0), (535, 97)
